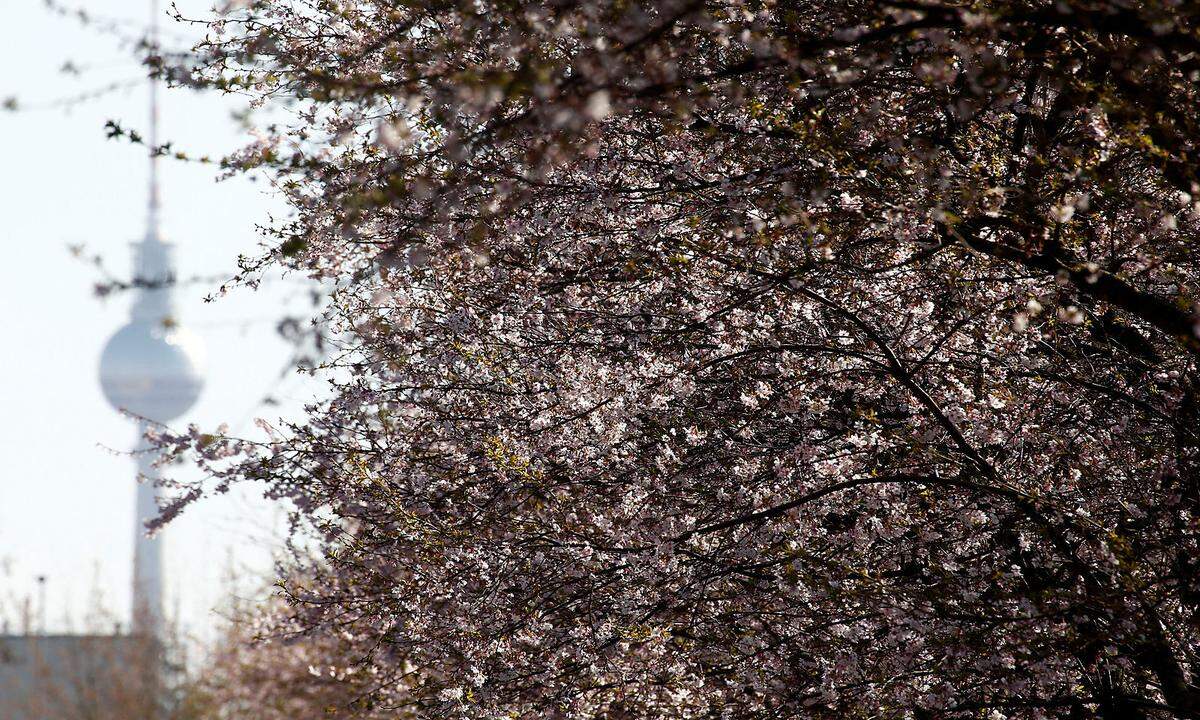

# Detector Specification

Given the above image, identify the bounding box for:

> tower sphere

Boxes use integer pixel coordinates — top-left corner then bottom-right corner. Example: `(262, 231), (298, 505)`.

(99, 321), (205, 422)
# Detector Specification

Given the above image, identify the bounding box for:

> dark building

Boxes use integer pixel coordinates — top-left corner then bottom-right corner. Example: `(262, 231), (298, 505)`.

(0, 633), (160, 719)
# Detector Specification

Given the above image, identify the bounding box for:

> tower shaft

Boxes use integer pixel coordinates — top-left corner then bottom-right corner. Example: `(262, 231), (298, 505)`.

(133, 421), (164, 637)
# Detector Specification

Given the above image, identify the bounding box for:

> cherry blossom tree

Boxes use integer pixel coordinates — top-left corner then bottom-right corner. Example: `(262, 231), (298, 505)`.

(153, 0), (1200, 717)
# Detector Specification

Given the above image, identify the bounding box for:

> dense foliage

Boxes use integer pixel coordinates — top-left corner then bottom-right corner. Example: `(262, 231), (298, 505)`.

(156, 0), (1200, 717)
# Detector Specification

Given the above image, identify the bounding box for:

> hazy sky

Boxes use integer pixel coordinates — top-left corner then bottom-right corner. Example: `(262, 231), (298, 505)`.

(1, 0), (317, 641)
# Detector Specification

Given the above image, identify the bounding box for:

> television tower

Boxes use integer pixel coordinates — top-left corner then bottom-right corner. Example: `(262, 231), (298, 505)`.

(98, 0), (205, 638)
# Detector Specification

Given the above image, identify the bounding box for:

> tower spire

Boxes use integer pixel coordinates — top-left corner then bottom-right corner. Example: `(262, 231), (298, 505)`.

(132, 0), (174, 324)
(147, 0), (162, 243)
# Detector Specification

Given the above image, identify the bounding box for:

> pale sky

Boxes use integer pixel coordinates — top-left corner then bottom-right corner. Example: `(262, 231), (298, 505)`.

(0, 0), (317, 642)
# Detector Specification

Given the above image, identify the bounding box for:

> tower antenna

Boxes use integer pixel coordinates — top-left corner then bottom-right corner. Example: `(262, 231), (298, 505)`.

(148, 0), (162, 241)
